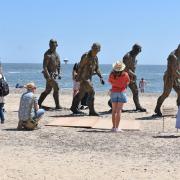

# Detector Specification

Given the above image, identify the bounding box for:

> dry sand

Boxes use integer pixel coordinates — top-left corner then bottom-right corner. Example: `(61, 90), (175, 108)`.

(0, 89), (180, 180)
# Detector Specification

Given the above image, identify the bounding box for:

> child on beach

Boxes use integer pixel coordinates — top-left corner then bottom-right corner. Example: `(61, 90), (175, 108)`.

(72, 63), (88, 109)
(72, 63), (80, 97)
(108, 61), (130, 132)
(139, 78), (146, 93)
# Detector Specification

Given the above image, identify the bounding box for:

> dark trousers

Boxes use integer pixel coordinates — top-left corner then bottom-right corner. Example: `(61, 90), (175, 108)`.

(71, 80), (97, 114)
(81, 93), (89, 106)
(0, 103), (5, 122)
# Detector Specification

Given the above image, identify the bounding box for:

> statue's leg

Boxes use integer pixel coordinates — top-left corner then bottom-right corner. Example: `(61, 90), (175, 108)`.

(70, 81), (86, 114)
(85, 82), (98, 116)
(129, 81), (146, 112)
(38, 81), (52, 106)
(52, 79), (61, 109)
(154, 75), (173, 116)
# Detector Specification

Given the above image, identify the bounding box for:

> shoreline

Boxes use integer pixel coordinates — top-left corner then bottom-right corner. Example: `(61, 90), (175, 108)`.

(9, 87), (177, 97)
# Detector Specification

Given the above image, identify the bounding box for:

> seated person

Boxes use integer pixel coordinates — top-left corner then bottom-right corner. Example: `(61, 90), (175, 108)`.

(15, 83), (23, 88)
(17, 82), (45, 130)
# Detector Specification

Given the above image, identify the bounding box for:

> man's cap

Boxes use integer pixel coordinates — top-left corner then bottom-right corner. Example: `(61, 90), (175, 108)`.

(24, 82), (36, 90)
(91, 42), (101, 51)
(112, 61), (126, 72)
(132, 44), (142, 51)
(49, 39), (58, 47)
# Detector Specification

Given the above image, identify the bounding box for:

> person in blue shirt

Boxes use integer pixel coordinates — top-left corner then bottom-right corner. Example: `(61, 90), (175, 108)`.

(17, 82), (45, 130)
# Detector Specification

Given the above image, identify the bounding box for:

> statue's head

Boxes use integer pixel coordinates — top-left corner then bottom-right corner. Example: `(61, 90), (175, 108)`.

(49, 39), (58, 51)
(178, 44), (180, 50)
(177, 44), (180, 56)
(132, 44), (142, 54)
(91, 42), (101, 54)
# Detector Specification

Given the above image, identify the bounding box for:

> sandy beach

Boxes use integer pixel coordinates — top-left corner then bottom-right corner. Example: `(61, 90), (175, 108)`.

(0, 89), (180, 180)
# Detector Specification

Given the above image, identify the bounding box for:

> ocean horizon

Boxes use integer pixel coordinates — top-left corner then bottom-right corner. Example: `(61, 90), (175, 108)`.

(1, 63), (167, 93)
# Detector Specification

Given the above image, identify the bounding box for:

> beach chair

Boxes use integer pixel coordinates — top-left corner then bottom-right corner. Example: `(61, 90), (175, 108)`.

(162, 106), (176, 132)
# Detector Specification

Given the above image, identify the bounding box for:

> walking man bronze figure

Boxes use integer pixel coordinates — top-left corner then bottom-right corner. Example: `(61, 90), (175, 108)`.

(38, 39), (62, 109)
(123, 44), (146, 112)
(70, 43), (105, 116)
(155, 44), (180, 116)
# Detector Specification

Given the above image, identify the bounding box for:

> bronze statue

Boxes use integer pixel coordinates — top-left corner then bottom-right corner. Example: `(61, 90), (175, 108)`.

(38, 39), (61, 109)
(70, 43), (105, 116)
(123, 44), (146, 112)
(155, 44), (180, 116)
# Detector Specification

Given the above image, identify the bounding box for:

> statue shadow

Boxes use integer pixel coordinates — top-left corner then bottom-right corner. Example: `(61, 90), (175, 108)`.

(153, 134), (180, 138)
(122, 109), (142, 113)
(3, 128), (19, 131)
(41, 106), (69, 111)
(3, 128), (33, 131)
(99, 109), (142, 115)
(49, 113), (88, 118)
(77, 129), (111, 133)
(135, 114), (162, 120)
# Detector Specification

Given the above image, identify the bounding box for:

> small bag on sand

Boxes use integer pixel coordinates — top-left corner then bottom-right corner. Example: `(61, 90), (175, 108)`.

(23, 119), (38, 130)
(176, 106), (180, 129)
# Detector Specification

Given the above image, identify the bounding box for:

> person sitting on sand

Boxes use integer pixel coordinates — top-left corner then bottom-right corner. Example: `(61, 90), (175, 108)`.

(108, 61), (130, 132)
(15, 83), (23, 88)
(17, 82), (45, 130)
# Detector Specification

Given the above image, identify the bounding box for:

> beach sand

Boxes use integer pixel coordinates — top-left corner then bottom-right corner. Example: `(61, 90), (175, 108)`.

(0, 89), (180, 180)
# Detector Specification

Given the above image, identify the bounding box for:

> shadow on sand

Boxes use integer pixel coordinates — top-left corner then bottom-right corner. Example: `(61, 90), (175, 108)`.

(136, 115), (162, 121)
(77, 129), (111, 133)
(3, 128), (26, 131)
(49, 113), (88, 118)
(153, 134), (180, 138)
(41, 106), (69, 111)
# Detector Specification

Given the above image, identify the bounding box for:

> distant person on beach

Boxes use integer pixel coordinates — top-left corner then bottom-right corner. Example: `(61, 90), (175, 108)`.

(72, 63), (80, 97)
(72, 63), (88, 109)
(139, 78), (146, 93)
(155, 44), (180, 116)
(176, 106), (180, 129)
(15, 83), (23, 88)
(0, 70), (9, 124)
(70, 43), (105, 116)
(38, 39), (62, 109)
(108, 61), (130, 132)
(17, 82), (45, 130)
(123, 44), (146, 112)
(0, 73), (5, 124)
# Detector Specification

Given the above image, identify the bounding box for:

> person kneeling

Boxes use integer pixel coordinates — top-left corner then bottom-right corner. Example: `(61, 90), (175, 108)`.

(17, 82), (45, 130)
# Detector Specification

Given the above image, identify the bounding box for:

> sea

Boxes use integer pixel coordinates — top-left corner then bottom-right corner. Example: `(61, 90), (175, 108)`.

(2, 63), (167, 93)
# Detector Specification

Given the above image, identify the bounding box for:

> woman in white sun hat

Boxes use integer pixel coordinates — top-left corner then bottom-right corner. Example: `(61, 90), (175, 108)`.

(108, 61), (130, 132)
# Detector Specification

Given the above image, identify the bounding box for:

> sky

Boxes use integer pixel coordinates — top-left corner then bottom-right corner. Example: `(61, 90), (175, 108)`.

(0, 0), (180, 65)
